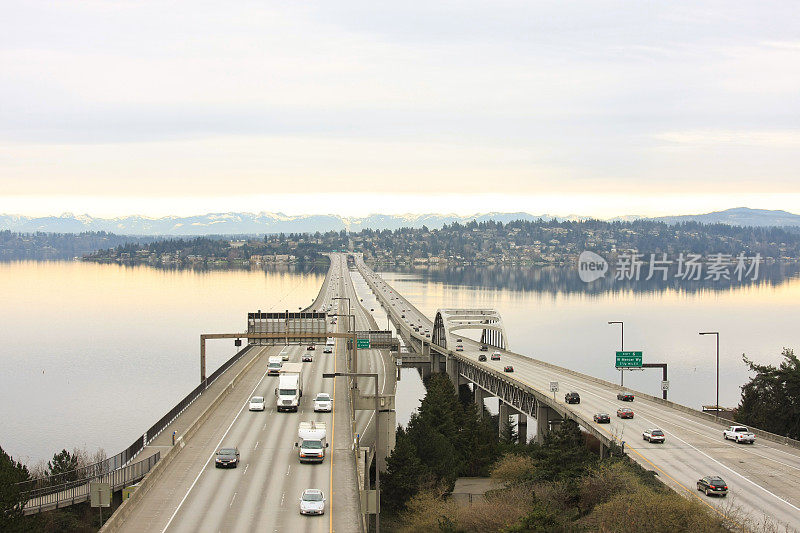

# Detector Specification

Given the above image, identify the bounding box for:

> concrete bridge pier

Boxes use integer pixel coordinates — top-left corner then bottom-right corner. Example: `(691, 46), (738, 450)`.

(535, 403), (559, 443)
(499, 403), (527, 444)
(517, 413), (528, 444)
(445, 354), (466, 390)
(378, 410), (397, 472)
(473, 386), (487, 417)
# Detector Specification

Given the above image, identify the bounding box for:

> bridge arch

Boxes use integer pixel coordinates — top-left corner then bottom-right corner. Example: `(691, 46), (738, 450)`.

(432, 309), (508, 350)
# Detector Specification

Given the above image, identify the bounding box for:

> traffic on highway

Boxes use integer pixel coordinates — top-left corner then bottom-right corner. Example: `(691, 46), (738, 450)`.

(117, 254), (391, 533)
(354, 254), (800, 530)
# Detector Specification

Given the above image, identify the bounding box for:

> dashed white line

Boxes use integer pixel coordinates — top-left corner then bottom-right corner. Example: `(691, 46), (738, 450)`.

(229, 492), (237, 508)
(161, 364), (272, 532)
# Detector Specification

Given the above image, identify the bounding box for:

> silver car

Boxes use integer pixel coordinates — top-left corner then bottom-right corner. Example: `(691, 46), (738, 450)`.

(299, 489), (326, 515)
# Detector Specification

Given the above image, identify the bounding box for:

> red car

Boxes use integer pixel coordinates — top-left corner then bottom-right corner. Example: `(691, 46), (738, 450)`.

(504, 365), (514, 373)
(616, 407), (634, 419)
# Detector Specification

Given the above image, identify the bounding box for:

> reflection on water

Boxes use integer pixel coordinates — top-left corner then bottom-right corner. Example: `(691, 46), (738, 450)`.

(0, 261), (324, 463)
(2, 260), (799, 464)
(378, 265), (800, 419)
(383, 262), (800, 294)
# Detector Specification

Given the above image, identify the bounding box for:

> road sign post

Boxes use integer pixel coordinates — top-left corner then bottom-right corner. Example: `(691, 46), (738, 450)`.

(661, 380), (669, 391)
(550, 381), (558, 400)
(357, 338), (370, 349)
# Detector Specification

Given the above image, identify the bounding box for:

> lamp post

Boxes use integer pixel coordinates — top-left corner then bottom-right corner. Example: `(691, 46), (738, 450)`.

(608, 321), (624, 386)
(333, 297), (351, 322)
(699, 331), (720, 421)
(323, 371), (380, 533)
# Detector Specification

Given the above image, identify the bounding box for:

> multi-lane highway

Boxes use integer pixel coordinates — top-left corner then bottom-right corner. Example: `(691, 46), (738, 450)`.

(116, 254), (390, 533)
(354, 255), (800, 530)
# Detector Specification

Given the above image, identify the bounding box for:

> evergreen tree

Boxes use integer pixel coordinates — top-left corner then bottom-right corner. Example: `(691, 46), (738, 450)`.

(499, 414), (518, 445)
(0, 445), (30, 531)
(381, 427), (428, 513)
(47, 449), (79, 483)
(737, 348), (800, 439)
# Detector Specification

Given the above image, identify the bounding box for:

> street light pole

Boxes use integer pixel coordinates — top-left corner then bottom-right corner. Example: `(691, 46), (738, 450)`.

(699, 331), (720, 421)
(323, 371), (380, 533)
(608, 321), (624, 386)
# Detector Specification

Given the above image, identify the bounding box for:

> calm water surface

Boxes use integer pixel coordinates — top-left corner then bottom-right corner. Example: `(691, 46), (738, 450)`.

(378, 266), (800, 419)
(0, 261), (324, 464)
(2, 261), (798, 464)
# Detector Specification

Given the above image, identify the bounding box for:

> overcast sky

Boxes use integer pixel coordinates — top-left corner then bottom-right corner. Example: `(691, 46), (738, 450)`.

(1, 1), (799, 218)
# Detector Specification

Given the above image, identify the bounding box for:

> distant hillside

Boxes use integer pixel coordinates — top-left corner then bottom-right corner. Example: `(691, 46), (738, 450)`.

(0, 212), (575, 236)
(2, 208), (798, 236)
(651, 208), (800, 227)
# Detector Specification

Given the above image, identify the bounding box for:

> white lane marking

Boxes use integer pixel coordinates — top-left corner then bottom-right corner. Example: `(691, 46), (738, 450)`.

(366, 267), (800, 513)
(286, 465), (291, 476)
(560, 375), (800, 470)
(229, 492), (237, 508)
(254, 441), (259, 450)
(161, 364), (272, 532)
(280, 491), (285, 507)
(564, 379), (800, 514)
(638, 410), (800, 472)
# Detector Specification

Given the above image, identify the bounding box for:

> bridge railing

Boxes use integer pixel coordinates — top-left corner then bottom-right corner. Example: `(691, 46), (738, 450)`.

(22, 452), (160, 514)
(17, 343), (254, 503)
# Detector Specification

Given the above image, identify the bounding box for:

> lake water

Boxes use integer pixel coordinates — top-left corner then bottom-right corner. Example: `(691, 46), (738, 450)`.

(1, 260), (798, 464)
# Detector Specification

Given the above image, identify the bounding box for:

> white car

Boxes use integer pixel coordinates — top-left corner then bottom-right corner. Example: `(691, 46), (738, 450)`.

(314, 393), (333, 412)
(299, 489), (326, 515)
(642, 428), (665, 443)
(249, 396), (265, 411)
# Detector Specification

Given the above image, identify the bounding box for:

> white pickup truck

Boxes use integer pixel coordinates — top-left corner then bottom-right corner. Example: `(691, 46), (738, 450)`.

(723, 425), (755, 444)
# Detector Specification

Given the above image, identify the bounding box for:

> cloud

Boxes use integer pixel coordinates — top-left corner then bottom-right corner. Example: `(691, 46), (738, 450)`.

(655, 130), (800, 147)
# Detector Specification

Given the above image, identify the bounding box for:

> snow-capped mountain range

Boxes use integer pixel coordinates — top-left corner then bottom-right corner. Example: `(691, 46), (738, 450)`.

(0, 208), (798, 236)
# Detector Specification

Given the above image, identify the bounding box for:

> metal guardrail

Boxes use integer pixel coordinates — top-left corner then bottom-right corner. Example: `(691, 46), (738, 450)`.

(16, 344), (254, 507)
(22, 452), (160, 514)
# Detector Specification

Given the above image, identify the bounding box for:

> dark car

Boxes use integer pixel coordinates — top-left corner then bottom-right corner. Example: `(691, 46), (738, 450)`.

(616, 407), (634, 419)
(478, 354), (487, 362)
(697, 476), (728, 497)
(617, 392), (635, 401)
(565, 392), (581, 404)
(593, 413), (611, 423)
(479, 345), (488, 352)
(306, 345), (315, 351)
(504, 365), (514, 372)
(215, 447), (240, 468)
(455, 346), (464, 352)
(302, 353), (313, 362)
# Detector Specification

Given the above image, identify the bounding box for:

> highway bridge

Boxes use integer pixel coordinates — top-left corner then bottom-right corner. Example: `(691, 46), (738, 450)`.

(36, 251), (798, 531)
(99, 254), (393, 532)
(352, 254), (800, 531)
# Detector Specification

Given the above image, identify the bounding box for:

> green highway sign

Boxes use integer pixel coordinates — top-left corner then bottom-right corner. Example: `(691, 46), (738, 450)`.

(616, 351), (642, 368)
(357, 338), (370, 349)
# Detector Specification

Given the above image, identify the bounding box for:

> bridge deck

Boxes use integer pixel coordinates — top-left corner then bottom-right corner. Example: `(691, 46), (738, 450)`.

(354, 255), (800, 531)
